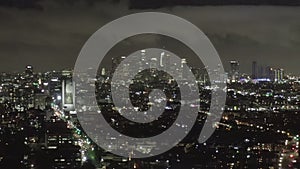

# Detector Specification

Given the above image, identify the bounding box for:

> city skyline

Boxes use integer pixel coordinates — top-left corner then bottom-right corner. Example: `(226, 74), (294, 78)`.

(1, 1), (300, 168)
(1, 59), (300, 168)
(0, 59), (293, 80)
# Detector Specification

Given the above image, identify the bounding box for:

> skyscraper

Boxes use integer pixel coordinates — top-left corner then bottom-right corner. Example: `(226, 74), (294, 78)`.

(269, 68), (285, 82)
(229, 60), (240, 82)
(62, 79), (75, 112)
(25, 65), (33, 75)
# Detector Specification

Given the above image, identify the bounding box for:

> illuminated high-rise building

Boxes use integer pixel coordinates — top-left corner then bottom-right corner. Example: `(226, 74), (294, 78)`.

(160, 52), (171, 72)
(25, 65), (33, 75)
(269, 68), (284, 82)
(160, 52), (165, 67)
(62, 79), (75, 112)
(150, 57), (158, 69)
(181, 58), (190, 80)
(229, 60), (240, 82)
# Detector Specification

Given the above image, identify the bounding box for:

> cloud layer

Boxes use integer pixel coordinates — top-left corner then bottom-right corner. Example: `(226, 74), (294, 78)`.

(0, 0), (299, 75)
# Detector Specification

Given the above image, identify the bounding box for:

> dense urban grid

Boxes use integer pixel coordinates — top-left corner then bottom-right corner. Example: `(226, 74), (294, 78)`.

(1, 51), (300, 169)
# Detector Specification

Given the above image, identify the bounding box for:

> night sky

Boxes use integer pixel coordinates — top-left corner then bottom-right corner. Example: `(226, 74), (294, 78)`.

(0, 0), (300, 75)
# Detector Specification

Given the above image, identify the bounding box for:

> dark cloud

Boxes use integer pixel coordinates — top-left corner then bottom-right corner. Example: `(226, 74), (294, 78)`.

(0, 0), (122, 10)
(0, 0), (43, 10)
(129, 0), (300, 9)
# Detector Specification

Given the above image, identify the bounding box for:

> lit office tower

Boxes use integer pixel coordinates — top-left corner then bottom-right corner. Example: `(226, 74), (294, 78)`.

(274, 68), (284, 82)
(100, 68), (106, 76)
(252, 61), (257, 79)
(181, 58), (190, 80)
(269, 68), (284, 82)
(24, 65), (34, 84)
(62, 79), (75, 112)
(279, 69), (284, 81)
(160, 52), (171, 72)
(229, 60), (240, 82)
(160, 52), (165, 67)
(12, 65), (35, 111)
(150, 57), (158, 69)
(181, 58), (187, 68)
(25, 65), (33, 75)
(138, 49), (149, 71)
